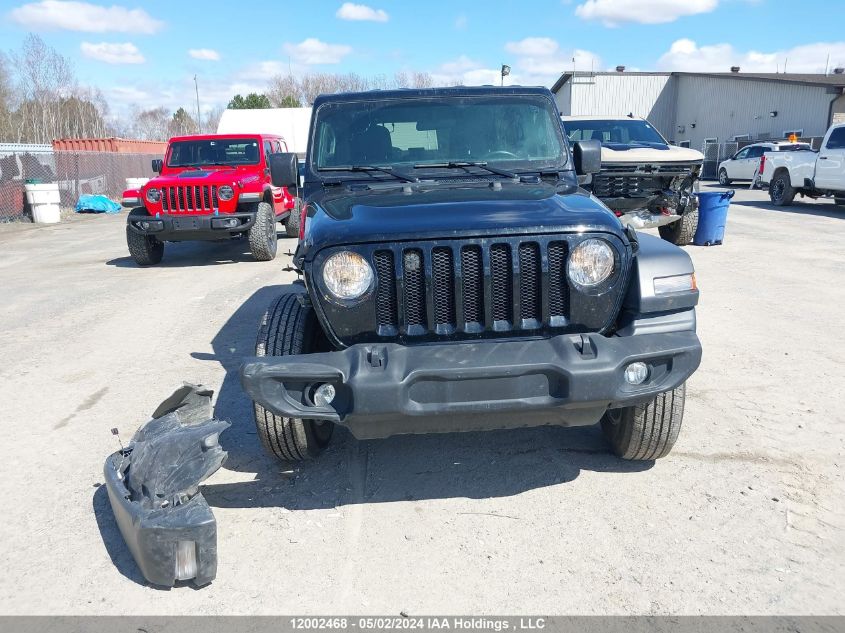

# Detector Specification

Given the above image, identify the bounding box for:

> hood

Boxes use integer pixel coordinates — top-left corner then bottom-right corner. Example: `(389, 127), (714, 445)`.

(302, 180), (623, 255)
(147, 168), (251, 188)
(601, 145), (704, 164)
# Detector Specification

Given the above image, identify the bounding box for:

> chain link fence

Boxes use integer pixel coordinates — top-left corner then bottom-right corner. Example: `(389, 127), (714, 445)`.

(0, 144), (160, 222)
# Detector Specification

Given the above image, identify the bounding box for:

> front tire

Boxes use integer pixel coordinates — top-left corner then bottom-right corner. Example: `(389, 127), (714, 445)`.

(126, 208), (164, 266)
(658, 203), (698, 246)
(253, 293), (334, 462)
(718, 168), (731, 186)
(601, 383), (686, 460)
(769, 171), (795, 206)
(248, 202), (278, 261)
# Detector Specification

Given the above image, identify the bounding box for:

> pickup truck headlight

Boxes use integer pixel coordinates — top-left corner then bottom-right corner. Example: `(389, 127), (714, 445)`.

(218, 185), (235, 201)
(145, 188), (161, 203)
(322, 251), (374, 301)
(568, 239), (614, 288)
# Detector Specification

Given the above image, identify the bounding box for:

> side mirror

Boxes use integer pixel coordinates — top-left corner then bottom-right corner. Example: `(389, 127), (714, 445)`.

(573, 139), (602, 176)
(151, 159), (163, 173)
(269, 152), (298, 189)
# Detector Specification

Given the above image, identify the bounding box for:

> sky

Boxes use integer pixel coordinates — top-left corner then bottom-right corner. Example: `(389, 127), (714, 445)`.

(2, 0), (845, 119)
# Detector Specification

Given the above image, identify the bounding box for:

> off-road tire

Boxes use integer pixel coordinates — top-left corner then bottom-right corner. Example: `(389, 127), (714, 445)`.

(248, 202), (278, 261)
(834, 197), (845, 207)
(253, 292), (334, 462)
(126, 208), (164, 266)
(769, 170), (795, 206)
(601, 383), (686, 460)
(718, 168), (731, 186)
(658, 204), (698, 246)
(285, 198), (302, 238)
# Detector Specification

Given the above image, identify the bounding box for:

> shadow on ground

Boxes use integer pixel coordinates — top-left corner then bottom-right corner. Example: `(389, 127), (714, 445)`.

(194, 284), (653, 512)
(106, 231), (291, 268)
(729, 198), (844, 219)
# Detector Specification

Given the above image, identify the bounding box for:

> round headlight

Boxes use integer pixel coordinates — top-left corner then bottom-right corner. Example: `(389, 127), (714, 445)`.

(145, 187), (161, 203)
(322, 251), (374, 301)
(568, 239), (615, 288)
(218, 185), (235, 201)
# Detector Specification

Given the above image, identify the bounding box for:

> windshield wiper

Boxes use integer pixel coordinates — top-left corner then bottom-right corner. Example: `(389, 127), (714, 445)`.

(414, 161), (517, 179)
(318, 165), (418, 183)
(205, 163), (238, 169)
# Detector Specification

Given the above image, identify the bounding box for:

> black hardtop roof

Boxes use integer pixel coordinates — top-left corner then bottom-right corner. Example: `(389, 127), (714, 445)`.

(311, 85), (556, 108)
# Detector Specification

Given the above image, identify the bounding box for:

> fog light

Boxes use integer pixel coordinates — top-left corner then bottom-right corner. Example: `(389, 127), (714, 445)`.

(624, 362), (649, 385)
(174, 540), (197, 581)
(223, 218), (239, 228)
(313, 383), (336, 407)
(140, 221), (150, 230)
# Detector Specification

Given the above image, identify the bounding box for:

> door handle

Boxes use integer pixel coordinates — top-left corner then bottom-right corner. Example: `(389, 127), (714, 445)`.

(819, 156), (828, 160)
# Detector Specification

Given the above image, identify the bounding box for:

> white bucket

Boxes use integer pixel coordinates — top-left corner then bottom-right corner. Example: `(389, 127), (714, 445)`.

(25, 183), (61, 224)
(126, 177), (149, 191)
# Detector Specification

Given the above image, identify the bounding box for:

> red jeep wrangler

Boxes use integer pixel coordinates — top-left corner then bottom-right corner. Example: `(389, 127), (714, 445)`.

(121, 134), (300, 265)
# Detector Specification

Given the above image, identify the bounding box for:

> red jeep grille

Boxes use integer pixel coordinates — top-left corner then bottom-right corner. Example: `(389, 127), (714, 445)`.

(161, 185), (218, 213)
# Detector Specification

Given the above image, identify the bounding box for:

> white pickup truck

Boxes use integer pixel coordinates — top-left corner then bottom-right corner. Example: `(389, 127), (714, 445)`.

(761, 122), (845, 207)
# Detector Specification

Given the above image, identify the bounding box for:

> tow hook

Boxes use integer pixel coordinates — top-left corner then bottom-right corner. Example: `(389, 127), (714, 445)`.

(102, 384), (230, 587)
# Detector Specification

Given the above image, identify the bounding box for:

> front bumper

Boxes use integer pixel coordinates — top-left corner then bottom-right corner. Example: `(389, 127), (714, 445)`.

(241, 329), (702, 440)
(103, 385), (229, 587)
(127, 211), (256, 241)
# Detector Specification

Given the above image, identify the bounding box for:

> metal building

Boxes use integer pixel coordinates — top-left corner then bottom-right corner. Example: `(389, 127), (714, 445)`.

(552, 70), (845, 149)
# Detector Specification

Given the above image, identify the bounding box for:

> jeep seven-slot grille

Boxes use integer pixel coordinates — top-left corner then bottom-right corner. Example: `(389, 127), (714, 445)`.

(161, 185), (218, 213)
(372, 239), (572, 336)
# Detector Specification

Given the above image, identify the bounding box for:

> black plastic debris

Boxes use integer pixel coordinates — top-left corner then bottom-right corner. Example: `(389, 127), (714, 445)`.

(103, 384), (229, 587)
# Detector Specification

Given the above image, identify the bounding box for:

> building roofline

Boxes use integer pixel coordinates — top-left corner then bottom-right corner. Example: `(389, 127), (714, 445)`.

(551, 70), (845, 93)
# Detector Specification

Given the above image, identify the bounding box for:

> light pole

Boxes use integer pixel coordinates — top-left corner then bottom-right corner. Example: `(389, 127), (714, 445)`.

(194, 75), (201, 132)
(500, 64), (511, 86)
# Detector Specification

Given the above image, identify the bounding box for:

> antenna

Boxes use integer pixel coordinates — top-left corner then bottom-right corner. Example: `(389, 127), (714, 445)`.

(825, 53), (831, 75)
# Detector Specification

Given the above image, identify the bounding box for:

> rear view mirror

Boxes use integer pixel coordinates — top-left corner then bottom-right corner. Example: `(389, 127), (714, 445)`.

(269, 152), (298, 189)
(573, 140), (601, 175)
(151, 158), (163, 173)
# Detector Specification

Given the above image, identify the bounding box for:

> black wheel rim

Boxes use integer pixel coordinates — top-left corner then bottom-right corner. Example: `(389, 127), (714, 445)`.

(772, 179), (785, 202)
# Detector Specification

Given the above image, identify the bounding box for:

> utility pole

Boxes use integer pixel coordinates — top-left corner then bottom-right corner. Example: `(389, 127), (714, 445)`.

(194, 75), (201, 132)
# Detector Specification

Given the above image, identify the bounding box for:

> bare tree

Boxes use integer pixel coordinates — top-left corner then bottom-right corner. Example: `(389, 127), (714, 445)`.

(131, 106), (170, 141)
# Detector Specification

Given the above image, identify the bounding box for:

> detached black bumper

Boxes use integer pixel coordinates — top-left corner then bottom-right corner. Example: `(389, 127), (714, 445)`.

(127, 211), (256, 241)
(102, 385), (229, 587)
(240, 330), (702, 440)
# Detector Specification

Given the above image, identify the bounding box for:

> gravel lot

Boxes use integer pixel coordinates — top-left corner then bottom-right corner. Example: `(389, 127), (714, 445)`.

(0, 186), (842, 615)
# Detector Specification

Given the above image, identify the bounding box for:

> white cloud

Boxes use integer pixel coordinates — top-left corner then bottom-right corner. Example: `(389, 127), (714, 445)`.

(335, 2), (388, 22)
(10, 0), (163, 34)
(189, 48), (220, 61)
(282, 38), (352, 65)
(80, 41), (144, 64)
(430, 42), (601, 88)
(574, 0), (718, 26)
(658, 38), (845, 73)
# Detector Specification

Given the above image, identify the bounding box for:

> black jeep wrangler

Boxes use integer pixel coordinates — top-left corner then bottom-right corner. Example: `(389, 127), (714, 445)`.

(241, 86), (702, 462)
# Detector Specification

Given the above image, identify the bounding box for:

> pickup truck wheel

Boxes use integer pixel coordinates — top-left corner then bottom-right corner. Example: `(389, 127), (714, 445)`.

(285, 199), (302, 238)
(658, 204), (698, 246)
(126, 208), (164, 266)
(248, 202), (278, 261)
(601, 383), (686, 460)
(253, 292), (334, 462)
(718, 168), (731, 186)
(769, 171), (795, 206)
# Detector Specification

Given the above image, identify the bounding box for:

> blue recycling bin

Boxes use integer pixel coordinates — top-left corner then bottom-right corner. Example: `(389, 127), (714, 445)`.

(693, 190), (735, 246)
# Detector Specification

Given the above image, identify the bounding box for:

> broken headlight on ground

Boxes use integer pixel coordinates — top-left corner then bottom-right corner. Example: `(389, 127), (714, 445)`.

(103, 384), (229, 587)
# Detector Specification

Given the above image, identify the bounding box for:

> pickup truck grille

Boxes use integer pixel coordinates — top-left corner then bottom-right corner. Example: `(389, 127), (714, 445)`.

(319, 233), (629, 345)
(592, 162), (699, 199)
(161, 185), (218, 213)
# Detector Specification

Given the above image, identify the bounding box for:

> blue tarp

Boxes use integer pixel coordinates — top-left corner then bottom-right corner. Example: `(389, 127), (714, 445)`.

(75, 194), (121, 214)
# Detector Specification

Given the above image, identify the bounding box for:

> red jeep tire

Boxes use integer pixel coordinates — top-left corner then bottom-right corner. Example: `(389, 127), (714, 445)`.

(248, 202), (278, 261)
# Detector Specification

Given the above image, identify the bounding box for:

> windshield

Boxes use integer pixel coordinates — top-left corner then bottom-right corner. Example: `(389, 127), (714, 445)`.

(167, 138), (261, 167)
(563, 119), (667, 146)
(313, 95), (567, 172)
